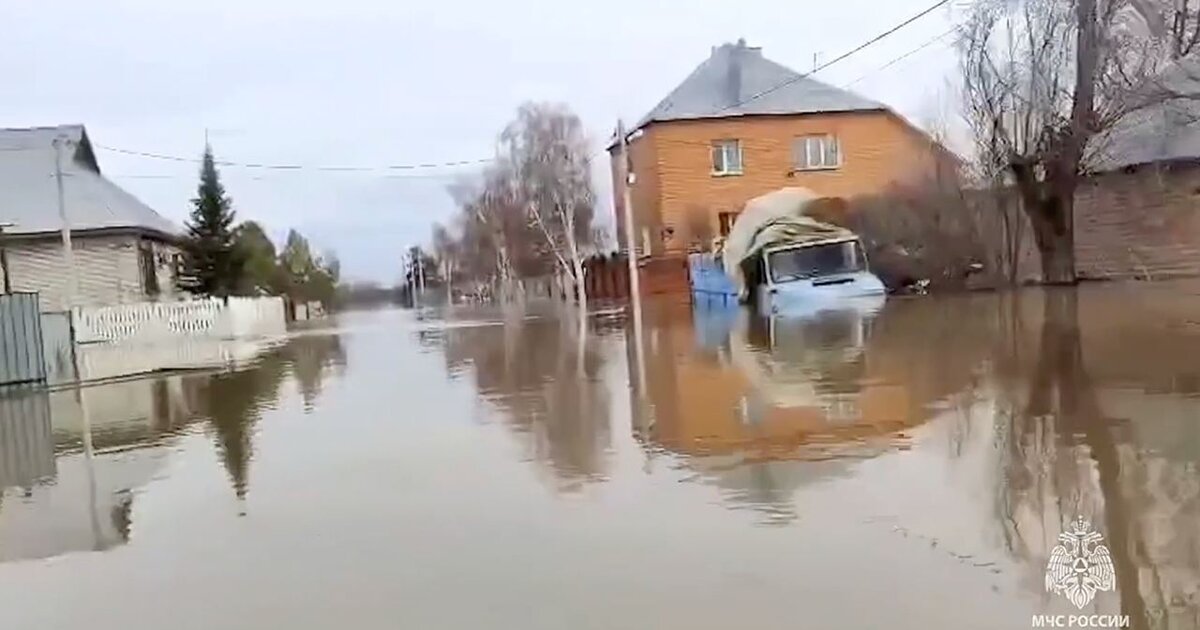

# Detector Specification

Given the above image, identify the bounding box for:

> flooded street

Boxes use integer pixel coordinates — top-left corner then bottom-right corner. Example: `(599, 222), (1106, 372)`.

(2, 283), (1199, 629)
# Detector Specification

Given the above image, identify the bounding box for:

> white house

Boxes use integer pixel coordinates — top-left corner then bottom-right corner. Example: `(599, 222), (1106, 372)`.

(0, 125), (182, 311)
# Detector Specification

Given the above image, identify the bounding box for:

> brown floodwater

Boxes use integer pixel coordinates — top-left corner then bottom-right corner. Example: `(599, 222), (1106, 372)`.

(1, 282), (1199, 629)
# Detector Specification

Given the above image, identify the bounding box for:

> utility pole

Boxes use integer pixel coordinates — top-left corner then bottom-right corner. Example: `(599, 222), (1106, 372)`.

(0, 222), (12, 294)
(616, 119), (647, 398)
(416, 252), (426, 296)
(52, 135), (81, 313)
(617, 120), (643, 304)
(404, 250), (414, 302)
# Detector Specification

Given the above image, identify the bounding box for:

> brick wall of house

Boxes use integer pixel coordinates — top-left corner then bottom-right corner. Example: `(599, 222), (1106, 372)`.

(613, 111), (946, 255)
(610, 126), (666, 258)
(1074, 164), (1200, 281)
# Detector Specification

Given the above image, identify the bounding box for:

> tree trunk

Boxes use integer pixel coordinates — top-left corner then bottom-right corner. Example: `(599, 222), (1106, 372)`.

(571, 251), (587, 314)
(1031, 221), (1076, 285)
(1019, 188), (1078, 285)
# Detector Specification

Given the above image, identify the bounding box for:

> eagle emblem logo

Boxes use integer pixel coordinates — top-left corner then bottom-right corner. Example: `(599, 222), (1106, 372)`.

(1045, 516), (1116, 609)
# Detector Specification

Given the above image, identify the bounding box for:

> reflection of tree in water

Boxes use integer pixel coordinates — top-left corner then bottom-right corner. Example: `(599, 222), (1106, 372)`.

(994, 289), (1200, 629)
(191, 334), (346, 504)
(439, 315), (612, 490)
(289, 334), (348, 411)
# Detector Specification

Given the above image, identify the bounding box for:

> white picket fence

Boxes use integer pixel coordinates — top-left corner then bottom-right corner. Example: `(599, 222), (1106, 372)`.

(72, 297), (287, 344)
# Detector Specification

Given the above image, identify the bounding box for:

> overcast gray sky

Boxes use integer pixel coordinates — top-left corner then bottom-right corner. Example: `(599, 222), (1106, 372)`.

(1, 0), (963, 283)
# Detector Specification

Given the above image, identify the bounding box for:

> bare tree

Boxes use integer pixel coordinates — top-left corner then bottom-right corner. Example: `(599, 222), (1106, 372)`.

(431, 222), (458, 304)
(501, 102), (597, 312)
(960, 0), (1197, 284)
(1130, 0), (1200, 58)
(437, 103), (599, 306)
(446, 167), (533, 304)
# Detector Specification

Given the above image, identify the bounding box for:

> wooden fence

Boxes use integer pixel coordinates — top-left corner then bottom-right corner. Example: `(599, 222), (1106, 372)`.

(582, 254), (691, 301)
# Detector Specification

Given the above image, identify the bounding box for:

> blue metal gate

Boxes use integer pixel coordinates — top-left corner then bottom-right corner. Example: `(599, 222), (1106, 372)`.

(0, 293), (47, 386)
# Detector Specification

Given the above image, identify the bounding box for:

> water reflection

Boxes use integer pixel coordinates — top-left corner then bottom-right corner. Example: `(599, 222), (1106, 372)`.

(631, 297), (996, 522)
(0, 332), (346, 563)
(991, 289), (1200, 628)
(196, 333), (346, 501)
(2, 294), (1197, 627)
(631, 286), (1200, 624)
(434, 312), (614, 490)
(413, 286), (1200, 625)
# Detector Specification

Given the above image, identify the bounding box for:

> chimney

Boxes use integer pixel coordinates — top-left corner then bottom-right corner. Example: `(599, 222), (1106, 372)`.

(726, 39), (747, 107)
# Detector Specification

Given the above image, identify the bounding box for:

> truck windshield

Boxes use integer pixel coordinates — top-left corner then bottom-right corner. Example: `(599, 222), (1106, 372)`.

(767, 241), (864, 283)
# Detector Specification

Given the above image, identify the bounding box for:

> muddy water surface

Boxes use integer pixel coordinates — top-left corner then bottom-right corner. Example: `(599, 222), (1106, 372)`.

(1, 283), (1199, 629)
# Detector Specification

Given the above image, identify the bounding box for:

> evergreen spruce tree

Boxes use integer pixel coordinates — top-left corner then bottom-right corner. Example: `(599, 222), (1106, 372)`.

(179, 145), (243, 297)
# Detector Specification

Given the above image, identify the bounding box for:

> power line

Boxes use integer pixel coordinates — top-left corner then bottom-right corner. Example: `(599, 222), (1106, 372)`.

(843, 27), (958, 88)
(106, 169), (472, 182)
(18, 3), (954, 175)
(93, 143), (495, 173)
(714, 0), (953, 115)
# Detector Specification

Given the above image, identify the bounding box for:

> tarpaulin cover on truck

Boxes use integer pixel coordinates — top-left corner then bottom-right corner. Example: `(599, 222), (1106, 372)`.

(722, 187), (856, 299)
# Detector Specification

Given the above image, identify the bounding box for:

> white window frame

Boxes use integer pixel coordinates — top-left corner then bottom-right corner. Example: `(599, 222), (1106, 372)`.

(793, 134), (841, 171)
(711, 140), (743, 176)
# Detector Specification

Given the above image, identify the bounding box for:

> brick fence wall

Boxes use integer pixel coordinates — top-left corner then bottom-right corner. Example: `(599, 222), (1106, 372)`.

(1075, 163), (1200, 281)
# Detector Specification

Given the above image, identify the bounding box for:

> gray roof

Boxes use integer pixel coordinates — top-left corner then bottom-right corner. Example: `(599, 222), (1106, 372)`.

(636, 40), (885, 129)
(1089, 60), (1200, 171)
(0, 125), (179, 238)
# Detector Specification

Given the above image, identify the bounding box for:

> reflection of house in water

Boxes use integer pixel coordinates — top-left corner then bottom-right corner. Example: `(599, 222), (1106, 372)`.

(0, 332), (347, 563)
(0, 377), (199, 563)
(637, 297), (1004, 521)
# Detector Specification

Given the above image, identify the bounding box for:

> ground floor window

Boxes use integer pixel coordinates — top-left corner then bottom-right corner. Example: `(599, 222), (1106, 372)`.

(718, 212), (739, 236)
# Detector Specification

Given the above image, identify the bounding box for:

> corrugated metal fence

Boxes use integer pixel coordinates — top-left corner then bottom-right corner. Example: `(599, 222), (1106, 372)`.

(0, 388), (54, 489)
(0, 293), (48, 386)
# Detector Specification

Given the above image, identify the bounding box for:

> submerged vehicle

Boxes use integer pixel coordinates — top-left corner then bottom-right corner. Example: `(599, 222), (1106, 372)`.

(689, 187), (885, 314)
(745, 235), (885, 313)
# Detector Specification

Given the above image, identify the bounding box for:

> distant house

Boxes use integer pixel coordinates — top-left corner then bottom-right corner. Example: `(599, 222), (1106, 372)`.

(0, 125), (182, 310)
(610, 39), (954, 257)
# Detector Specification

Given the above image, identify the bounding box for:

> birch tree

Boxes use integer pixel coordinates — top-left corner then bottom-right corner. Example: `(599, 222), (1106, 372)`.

(432, 222), (458, 304)
(500, 102), (597, 312)
(446, 164), (543, 304)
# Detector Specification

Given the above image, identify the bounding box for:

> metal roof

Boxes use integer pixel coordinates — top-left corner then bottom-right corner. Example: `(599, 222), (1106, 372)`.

(1089, 60), (1200, 171)
(0, 125), (179, 239)
(636, 41), (886, 129)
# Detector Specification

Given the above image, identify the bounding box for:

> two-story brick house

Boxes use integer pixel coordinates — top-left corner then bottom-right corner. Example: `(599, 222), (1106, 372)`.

(611, 40), (952, 258)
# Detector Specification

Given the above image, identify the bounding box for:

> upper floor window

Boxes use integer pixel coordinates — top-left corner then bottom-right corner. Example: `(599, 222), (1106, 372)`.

(793, 134), (840, 170)
(711, 140), (743, 175)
